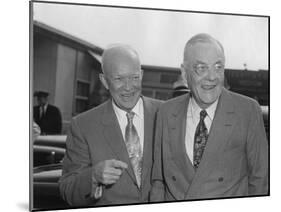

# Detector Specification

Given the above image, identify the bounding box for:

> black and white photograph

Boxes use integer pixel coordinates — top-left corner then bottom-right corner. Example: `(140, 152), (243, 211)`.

(29, 0), (270, 211)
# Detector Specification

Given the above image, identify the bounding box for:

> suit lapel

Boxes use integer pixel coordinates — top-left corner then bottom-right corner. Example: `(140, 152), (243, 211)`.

(185, 88), (236, 197)
(168, 94), (196, 183)
(101, 100), (137, 184)
(43, 105), (49, 118)
(141, 97), (154, 187)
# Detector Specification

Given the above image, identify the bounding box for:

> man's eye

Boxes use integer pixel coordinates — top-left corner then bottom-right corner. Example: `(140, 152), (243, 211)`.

(197, 65), (205, 70)
(114, 77), (121, 81)
(215, 63), (223, 69)
(195, 64), (204, 69)
(133, 76), (140, 80)
(195, 65), (207, 72)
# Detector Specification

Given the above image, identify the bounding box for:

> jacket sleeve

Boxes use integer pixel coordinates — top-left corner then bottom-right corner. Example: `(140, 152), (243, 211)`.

(150, 109), (166, 202)
(246, 101), (268, 195)
(54, 107), (62, 134)
(58, 118), (100, 206)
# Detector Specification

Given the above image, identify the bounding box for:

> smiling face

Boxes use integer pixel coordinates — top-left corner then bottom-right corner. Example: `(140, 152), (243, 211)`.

(183, 41), (225, 109)
(100, 46), (143, 111)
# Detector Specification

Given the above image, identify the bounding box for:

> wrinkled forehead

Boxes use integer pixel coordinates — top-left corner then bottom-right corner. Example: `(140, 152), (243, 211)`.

(184, 41), (225, 65)
(102, 46), (141, 76)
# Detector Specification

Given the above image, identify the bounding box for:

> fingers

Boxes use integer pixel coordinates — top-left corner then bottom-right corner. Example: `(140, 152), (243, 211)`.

(93, 159), (128, 185)
(99, 166), (123, 185)
(101, 172), (121, 185)
(109, 159), (128, 170)
(104, 167), (122, 176)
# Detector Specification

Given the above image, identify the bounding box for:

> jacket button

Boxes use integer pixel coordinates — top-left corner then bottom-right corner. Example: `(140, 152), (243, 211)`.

(172, 176), (176, 181)
(218, 177), (224, 182)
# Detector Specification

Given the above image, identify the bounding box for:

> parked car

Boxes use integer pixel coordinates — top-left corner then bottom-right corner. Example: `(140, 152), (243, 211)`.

(33, 135), (66, 167)
(32, 135), (69, 210)
(33, 163), (69, 209)
(34, 135), (67, 148)
(33, 145), (65, 167)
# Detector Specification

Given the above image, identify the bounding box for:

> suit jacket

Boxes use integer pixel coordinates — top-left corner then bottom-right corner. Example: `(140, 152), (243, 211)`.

(150, 88), (268, 201)
(59, 96), (162, 206)
(33, 104), (62, 135)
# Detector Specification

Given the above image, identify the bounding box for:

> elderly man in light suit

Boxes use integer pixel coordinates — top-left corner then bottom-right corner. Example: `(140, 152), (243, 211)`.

(150, 33), (268, 201)
(59, 44), (161, 206)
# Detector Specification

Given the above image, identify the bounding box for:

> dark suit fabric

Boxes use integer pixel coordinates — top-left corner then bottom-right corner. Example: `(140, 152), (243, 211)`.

(59, 97), (161, 206)
(150, 88), (268, 201)
(33, 104), (62, 135)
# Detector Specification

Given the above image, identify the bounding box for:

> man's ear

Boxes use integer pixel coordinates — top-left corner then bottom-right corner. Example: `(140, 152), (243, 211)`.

(140, 69), (144, 80)
(180, 64), (187, 80)
(99, 73), (109, 90)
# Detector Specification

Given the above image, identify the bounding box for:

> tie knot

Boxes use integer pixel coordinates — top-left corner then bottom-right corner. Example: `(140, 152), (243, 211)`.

(200, 110), (207, 120)
(126, 111), (135, 123)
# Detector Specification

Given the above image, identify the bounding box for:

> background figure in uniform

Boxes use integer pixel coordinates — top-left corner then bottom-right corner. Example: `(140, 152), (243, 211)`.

(150, 33), (268, 201)
(59, 44), (162, 206)
(33, 91), (62, 135)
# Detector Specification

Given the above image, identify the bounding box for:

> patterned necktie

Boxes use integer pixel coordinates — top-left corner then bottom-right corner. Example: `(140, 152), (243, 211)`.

(125, 111), (142, 188)
(193, 110), (208, 169)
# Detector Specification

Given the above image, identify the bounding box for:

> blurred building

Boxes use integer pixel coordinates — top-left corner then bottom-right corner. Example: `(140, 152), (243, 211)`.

(33, 21), (107, 133)
(33, 21), (269, 133)
(141, 65), (180, 100)
(142, 66), (268, 106)
(225, 69), (268, 105)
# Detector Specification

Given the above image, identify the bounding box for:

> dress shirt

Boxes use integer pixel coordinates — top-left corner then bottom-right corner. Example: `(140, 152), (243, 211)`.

(185, 97), (218, 164)
(112, 98), (144, 151)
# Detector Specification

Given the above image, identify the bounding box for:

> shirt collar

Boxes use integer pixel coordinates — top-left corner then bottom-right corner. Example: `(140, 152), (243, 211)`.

(112, 97), (143, 120)
(188, 97), (218, 121)
(41, 103), (48, 110)
(205, 99), (218, 121)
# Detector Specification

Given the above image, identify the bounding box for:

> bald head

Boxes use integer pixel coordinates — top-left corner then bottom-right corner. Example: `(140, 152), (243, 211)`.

(183, 33), (225, 63)
(101, 45), (141, 76)
(99, 44), (143, 111)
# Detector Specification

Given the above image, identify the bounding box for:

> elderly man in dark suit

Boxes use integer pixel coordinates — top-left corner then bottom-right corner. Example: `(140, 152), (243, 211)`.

(33, 91), (62, 135)
(59, 44), (162, 206)
(150, 33), (268, 201)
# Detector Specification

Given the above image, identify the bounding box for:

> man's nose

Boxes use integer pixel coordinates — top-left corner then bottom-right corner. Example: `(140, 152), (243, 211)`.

(124, 78), (132, 90)
(206, 67), (218, 80)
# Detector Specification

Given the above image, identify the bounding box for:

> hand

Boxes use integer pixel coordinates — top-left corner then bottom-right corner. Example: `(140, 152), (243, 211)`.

(92, 159), (128, 185)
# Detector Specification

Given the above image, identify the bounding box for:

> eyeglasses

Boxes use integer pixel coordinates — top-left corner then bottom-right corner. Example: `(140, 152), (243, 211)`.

(187, 63), (224, 77)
